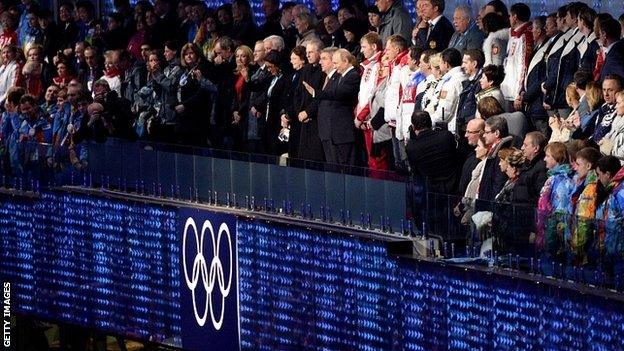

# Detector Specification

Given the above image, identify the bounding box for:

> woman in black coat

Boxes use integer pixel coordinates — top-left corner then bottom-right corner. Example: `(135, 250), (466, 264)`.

(262, 51), (289, 155)
(175, 43), (216, 146)
(294, 46), (325, 162)
(280, 46), (308, 159)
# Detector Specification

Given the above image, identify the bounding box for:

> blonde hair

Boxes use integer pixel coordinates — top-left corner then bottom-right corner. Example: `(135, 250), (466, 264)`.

(234, 45), (253, 73)
(586, 81), (604, 110)
(566, 83), (580, 108)
(429, 53), (442, 70)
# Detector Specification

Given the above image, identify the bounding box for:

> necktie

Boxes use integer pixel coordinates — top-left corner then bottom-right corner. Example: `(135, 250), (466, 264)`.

(322, 75), (331, 90)
(427, 21), (434, 40)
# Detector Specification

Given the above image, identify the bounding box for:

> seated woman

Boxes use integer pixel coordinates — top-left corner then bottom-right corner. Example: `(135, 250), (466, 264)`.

(567, 147), (602, 266)
(476, 64), (506, 115)
(495, 148), (526, 203)
(477, 96), (527, 143)
(569, 81), (604, 140)
(492, 148), (529, 253)
(459, 135), (489, 225)
(550, 83), (578, 143)
(536, 142), (575, 263)
(599, 91), (624, 159)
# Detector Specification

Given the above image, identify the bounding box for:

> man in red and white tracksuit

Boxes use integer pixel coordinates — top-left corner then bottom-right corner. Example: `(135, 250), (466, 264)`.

(355, 33), (388, 170)
(501, 3), (533, 111)
(383, 34), (410, 170)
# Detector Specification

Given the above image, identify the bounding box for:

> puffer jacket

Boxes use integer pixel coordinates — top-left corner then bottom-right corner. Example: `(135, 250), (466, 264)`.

(567, 170), (599, 265)
(597, 167), (624, 259)
(536, 163), (575, 258)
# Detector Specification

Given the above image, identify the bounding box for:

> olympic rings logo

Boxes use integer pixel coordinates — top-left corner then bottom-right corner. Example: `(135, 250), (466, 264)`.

(182, 217), (233, 330)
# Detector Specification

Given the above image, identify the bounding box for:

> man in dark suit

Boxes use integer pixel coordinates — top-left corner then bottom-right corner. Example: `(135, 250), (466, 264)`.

(77, 46), (103, 92)
(406, 111), (457, 194)
(598, 17), (624, 82)
(448, 5), (484, 54)
(304, 48), (360, 165)
(415, 0), (453, 52)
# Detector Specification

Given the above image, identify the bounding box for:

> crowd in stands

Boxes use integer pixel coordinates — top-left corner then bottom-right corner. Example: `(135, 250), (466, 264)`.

(0, 0), (624, 268)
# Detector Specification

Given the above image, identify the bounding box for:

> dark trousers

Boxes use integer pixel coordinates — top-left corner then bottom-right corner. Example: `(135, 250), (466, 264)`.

(322, 140), (354, 165)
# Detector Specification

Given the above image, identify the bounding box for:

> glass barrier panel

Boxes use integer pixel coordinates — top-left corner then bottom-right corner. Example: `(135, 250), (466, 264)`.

(193, 155), (213, 202)
(175, 152), (195, 201)
(249, 161), (270, 204)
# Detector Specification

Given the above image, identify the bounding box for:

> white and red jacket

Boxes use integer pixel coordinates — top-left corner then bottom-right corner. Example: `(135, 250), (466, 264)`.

(355, 51), (383, 122)
(398, 69), (426, 140)
(501, 22), (533, 102)
(383, 50), (409, 125)
(431, 66), (467, 134)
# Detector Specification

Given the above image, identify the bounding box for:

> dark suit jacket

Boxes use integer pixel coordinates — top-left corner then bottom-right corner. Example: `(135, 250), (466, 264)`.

(523, 50), (548, 121)
(316, 68), (360, 144)
(543, 32), (568, 108)
(600, 39), (624, 82)
(448, 22), (485, 54)
(416, 16), (454, 52)
(406, 128), (458, 194)
(456, 73), (482, 126)
(580, 38), (599, 73)
(263, 74), (289, 154)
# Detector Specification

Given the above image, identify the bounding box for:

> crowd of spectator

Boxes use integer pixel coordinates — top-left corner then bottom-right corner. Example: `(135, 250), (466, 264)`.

(0, 0), (624, 269)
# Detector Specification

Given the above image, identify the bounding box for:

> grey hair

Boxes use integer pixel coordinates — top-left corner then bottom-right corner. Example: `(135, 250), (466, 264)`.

(454, 4), (472, 19)
(296, 12), (316, 29)
(303, 39), (324, 50)
(263, 35), (285, 52)
(485, 116), (509, 137)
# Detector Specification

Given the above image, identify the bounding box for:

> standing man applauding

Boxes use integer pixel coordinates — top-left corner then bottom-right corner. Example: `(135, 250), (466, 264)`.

(304, 48), (361, 165)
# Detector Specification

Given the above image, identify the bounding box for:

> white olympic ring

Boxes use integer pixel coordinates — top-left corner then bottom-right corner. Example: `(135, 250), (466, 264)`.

(182, 217), (233, 330)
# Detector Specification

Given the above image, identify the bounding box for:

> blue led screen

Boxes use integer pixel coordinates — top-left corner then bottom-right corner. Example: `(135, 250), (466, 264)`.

(0, 192), (182, 342)
(2, 190), (624, 349)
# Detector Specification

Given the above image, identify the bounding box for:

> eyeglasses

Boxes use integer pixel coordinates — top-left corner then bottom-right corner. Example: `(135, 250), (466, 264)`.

(483, 130), (493, 134)
(466, 130), (482, 134)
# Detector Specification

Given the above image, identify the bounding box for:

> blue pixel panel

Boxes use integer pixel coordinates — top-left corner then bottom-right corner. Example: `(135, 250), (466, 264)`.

(0, 192), (182, 342)
(2, 191), (624, 350)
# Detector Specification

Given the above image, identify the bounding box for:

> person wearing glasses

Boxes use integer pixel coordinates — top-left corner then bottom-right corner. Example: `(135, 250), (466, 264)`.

(478, 116), (513, 202)
(458, 119), (485, 196)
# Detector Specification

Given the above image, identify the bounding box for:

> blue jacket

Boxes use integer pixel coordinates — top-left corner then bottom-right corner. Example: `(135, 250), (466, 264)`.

(600, 39), (624, 82)
(455, 71), (482, 125)
(579, 33), (599, 72)
(448, 22), (485, 54)
(597, 167), (624, 258)
(523, 43), (549, 121)
(543, 31), (569, 108)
